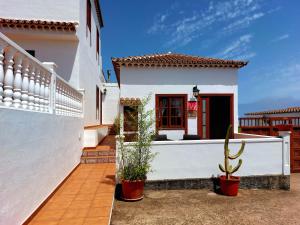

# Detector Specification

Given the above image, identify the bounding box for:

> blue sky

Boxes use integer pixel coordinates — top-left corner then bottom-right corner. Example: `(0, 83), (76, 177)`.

(101, 0), (300, 115)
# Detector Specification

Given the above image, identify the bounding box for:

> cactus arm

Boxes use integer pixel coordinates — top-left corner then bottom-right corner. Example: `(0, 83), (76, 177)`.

(228, 141), (245, 159)
(230, 159), (243, 174)
(228, 165), (233, 174)
(219, 164), (225, 172)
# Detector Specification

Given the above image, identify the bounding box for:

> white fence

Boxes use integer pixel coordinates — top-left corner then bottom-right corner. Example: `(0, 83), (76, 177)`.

(118, 132), (290, 181)
(0, 32), (83, 117)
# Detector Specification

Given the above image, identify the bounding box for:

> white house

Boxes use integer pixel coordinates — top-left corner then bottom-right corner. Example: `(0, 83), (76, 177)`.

(113, 53), (291, 188)
(112, 52), (247, 140)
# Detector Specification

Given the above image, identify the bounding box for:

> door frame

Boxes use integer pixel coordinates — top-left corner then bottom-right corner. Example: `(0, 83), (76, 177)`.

(197, 93), (234, 139)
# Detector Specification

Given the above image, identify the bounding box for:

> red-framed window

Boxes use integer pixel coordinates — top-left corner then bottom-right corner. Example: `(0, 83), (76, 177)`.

(156, 94), (187, 130)
(86, 0), (91, 32)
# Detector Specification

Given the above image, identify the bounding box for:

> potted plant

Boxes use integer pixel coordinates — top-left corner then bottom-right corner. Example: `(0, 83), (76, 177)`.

(117, 96), (156, 201)
(218, 125), (245, 196)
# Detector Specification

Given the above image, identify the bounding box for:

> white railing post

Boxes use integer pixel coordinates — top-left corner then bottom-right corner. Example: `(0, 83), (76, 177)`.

(39, 71), (45, 112)
(13, 53), (23, 108)
(3, 47), (16, 107)
(43, 62), (57, 114)
(278, 130), (291, 175)
(21, 58), (30, 109)
(34, 67), (41, 111)
(0, 40), (7, 104)
(28, 65), (35, 110)
(78, 89), (85, 118)
(44, 74), (50, 112)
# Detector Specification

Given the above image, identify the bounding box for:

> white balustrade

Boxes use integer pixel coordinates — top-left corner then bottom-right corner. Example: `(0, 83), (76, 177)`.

(21, 59), (30, 109)
(13, 54), (23, 108)
(0, 40), (7, 104)
(3, 48), (16, 107)
(28, 66), (35, 110)
(34, 68), (41, 111)
(55, 76), (83, 117)
(44, 76), (50, 112)
(39, 72), (45, 112)
(0, 32), (83, 117)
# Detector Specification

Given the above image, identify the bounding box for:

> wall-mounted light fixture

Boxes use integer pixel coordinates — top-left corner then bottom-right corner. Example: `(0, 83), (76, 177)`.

(193, 85), (200, 98)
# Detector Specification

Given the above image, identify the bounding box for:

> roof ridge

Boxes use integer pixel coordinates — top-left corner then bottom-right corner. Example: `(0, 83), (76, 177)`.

(245, 106), (300, 115)
(112, 52), (248, 63)
(0, 17), (78, 24)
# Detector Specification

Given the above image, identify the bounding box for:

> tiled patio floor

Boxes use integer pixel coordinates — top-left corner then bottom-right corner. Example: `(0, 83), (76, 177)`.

(28, 163), (115, 225)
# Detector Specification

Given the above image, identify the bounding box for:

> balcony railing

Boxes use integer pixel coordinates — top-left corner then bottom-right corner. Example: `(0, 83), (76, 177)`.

(0, 32), (83, 117)
(239, 117), (300, 127)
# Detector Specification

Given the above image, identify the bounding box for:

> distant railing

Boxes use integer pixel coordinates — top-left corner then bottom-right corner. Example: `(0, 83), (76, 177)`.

(239, 117), (300, 127)
(0, 32), (83, 117)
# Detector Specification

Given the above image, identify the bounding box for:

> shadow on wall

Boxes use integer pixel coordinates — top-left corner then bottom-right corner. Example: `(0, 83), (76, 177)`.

(8, 37), (79, 83)
(44, 40), (79, 82)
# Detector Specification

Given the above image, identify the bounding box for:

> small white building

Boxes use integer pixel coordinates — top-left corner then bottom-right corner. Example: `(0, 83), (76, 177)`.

(113, 53), (291, 187)
(112, 53), (247, 140)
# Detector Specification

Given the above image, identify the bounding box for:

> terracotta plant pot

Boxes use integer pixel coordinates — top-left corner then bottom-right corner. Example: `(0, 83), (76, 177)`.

(219, 175), (240, 196)
(121, 180), (145, 201)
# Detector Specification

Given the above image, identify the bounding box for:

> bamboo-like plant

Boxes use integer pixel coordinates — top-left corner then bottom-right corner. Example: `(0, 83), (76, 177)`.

(219, 125), (245, 180)
(117, 95), (157, 181)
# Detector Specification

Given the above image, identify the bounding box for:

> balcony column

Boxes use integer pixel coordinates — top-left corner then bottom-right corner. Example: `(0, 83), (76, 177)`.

(13, 54), (23, 108)
(34, 68), (41, 111)
(0, 40), (8, 104)
(3, 47), (16, 107)
(28, 65), (36, 110)
(44, 74), (50, 112)
(39, 71), (45, 112)
(21, 59), (30, 109)
(56, 82), (61, 115)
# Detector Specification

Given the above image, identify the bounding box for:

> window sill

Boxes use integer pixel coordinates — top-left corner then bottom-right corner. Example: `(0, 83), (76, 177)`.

(158, 128), (186, 130)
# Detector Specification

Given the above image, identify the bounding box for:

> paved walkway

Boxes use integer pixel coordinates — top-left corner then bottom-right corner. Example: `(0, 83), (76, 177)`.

(28, 163), (115, 225)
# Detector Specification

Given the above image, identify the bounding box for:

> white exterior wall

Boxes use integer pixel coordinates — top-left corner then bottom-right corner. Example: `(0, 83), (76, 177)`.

(0, 0), (79, 21)
(102, 83), (120, 124)
(120, 67), (239, 140)
(123, 137), (285, 180)
(0, 108), (83, 225)
(78, 0), (105, 126)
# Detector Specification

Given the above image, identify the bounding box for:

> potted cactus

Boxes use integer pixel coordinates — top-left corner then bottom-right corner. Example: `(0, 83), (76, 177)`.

(218, 125), (245, 196)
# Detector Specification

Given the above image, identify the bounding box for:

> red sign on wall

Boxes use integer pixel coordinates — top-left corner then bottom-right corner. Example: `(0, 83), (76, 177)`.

(188, 101), (197, 117)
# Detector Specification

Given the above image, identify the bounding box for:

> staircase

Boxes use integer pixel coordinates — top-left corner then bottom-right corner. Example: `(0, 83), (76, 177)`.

(81, 126), (117, 164)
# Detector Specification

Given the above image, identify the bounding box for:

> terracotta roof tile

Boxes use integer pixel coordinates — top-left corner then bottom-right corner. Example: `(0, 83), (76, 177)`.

(0, 18), (78, 32)
(245, 107), (300, 116)
(120, 97), (141, 106)
(112, 53), (248, 85)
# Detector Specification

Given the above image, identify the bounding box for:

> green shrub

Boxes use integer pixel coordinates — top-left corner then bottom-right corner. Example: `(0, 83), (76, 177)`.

(117, 95), (157, 181)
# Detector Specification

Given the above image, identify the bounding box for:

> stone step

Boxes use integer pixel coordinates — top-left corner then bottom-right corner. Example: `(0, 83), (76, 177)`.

(82, 147), (115, 157)
(80, 156), (116, 164)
